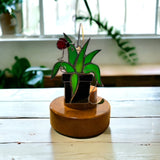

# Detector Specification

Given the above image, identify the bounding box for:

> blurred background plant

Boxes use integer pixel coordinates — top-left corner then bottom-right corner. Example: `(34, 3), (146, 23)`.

(0, 0), (23, 34)
(0, 0), (22, 16)
(75, 0), (138, 65)
(0, 56), (51, 88)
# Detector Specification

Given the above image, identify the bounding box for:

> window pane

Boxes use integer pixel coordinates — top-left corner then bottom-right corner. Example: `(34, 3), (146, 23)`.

(0, 0), (157, 36)
(22, 0), (40, 35)
(76, 0), (157, 35)
(76, 0), (99, 34)
(99, 0), (125, 34)
(43, 0), (75, 35)
(125, 0), (156, 34)
(21, 0), (158, 36)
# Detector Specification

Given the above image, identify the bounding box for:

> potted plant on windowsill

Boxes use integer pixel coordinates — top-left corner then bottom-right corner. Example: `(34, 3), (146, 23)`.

(50, 26), (111, 138)
(0, 0), (23, 35)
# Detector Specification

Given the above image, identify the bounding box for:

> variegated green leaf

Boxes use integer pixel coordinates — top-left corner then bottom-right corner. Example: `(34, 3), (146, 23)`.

(68, 44), (78, 65)
(63, 33), (72, 43)
(84, 49), (101, 65)
(51, 62), (75, 79)
(70, 73), (79, 98)
(83, 63), (102, 86)
(63, 33), (78, 65)
(75, 39), (90, 73)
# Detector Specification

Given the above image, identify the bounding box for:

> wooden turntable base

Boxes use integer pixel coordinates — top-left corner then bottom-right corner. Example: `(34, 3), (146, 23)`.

(50, 96), (111, 138)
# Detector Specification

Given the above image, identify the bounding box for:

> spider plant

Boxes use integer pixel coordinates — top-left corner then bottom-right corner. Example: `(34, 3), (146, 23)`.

(51, 33), (102, 99)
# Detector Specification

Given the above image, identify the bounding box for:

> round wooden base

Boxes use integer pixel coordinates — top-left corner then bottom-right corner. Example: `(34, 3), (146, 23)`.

(50, 96), (111, 138)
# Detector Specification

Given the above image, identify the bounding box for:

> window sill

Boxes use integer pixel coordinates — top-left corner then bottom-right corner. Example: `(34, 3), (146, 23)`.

(0, 34), (160, 42)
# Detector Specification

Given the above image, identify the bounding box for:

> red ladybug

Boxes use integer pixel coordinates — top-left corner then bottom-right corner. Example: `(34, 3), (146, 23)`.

(57, 38), (69, 50)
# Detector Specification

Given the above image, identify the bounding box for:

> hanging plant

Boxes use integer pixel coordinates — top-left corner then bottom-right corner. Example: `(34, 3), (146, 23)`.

(75, 0), (138, 65)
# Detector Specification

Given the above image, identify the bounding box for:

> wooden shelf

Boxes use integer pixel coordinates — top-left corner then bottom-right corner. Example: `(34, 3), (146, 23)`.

(44, 64), (160, 87)
(100, 64), (160, 76)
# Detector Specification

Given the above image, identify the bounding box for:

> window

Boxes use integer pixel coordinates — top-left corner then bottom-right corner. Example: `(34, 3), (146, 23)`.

(22, 0), (76, 35)
(1, 0), (160, 36)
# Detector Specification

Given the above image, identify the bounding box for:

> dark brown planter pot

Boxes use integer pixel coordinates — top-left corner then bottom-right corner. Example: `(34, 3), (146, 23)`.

(62, 73), (93, 103)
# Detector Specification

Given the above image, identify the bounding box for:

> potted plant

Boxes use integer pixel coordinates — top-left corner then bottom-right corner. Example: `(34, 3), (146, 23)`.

(50, 27), (111, 138)
(0, 56), (51, 88)
(51, 32), (103, 103)
(0, 0), (22, 35)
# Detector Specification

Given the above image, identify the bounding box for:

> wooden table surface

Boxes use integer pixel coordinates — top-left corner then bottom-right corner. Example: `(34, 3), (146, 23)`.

(0, 87), (160, 160)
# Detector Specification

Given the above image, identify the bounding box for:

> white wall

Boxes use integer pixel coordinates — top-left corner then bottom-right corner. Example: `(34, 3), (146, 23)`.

(0, 37), (160, 70)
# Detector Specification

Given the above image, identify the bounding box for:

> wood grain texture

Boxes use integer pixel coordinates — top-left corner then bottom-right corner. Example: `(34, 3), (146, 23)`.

(0, 87), (160, 101)
(0, 87), (160, 160)
(0, 143), (160, 160)
(50, 96), (110, 138)
(0, 118), (160, 143)
(0, 100), (160, 118)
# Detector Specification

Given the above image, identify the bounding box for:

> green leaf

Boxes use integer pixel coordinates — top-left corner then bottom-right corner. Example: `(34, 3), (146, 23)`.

(123, 47), (136, 52)
(84, 49), (101, 65)
(23, 71), (44, 88)
(70, 73), (79, 98)
(118, 51), (138, 65)
(63, 33), (72, 43)
(122, 55), (128, 60)
(25, 66), (51, 75)
(63, 33), (78, 65)
(133, 57), (138, 62)
(103, 21), (108, 29)
(98, 98), (105, 104)
(116, 37), (122, 43)
(12, 56), (31, 78)
(112, 30), (121, 39)
(83, 63), (102, 86)
(0, 70), (3, 78)
(68, 44), (78, 65)
(129, 53), (137, 57)
(108, 26), (113, 34)
(51, 62), (75, 79)
(0, 70), (5, 88)
(75, 39), (90, 73)
(118, 50), (125, 56)
(76, 16), (89, 21)
(118, 41), (129, 47)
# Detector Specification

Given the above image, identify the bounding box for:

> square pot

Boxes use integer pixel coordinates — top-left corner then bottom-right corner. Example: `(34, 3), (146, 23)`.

(62, 73), (93, 103)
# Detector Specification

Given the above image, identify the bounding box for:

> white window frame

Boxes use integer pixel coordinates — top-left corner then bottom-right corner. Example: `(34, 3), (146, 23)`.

(34, 0), (160, 37)
(1, 0), (160, 39)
